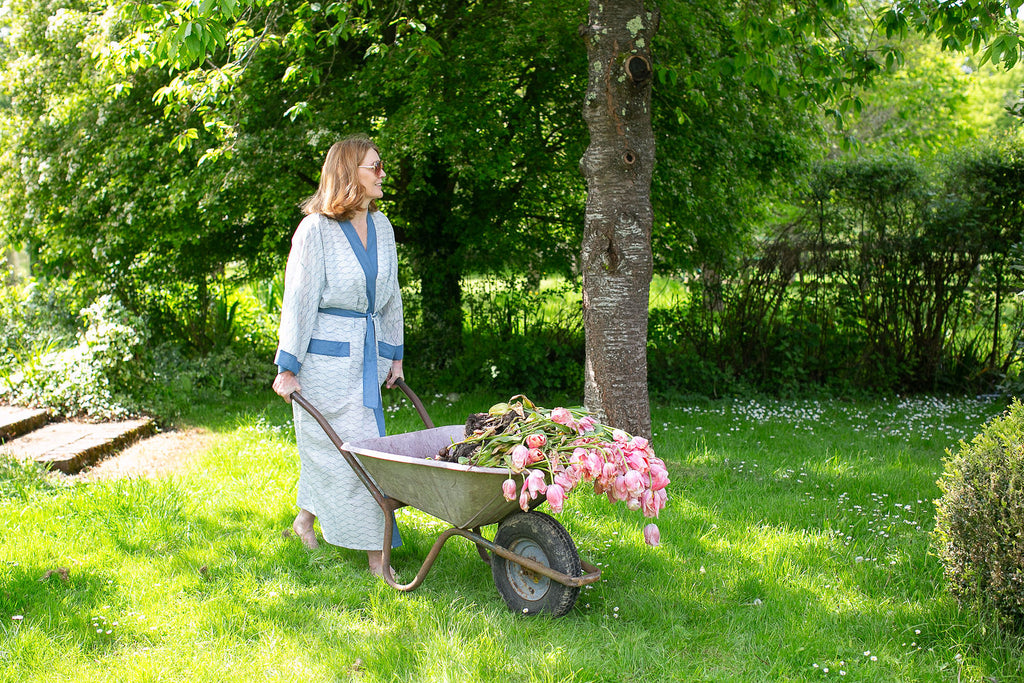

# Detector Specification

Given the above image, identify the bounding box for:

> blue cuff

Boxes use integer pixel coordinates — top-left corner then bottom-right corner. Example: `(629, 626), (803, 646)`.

(378, 342), (404, 360)
(275, 349), (301, 375)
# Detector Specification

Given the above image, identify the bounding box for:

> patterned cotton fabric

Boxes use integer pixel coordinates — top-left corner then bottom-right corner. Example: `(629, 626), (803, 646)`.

(275, 211), (404, 550)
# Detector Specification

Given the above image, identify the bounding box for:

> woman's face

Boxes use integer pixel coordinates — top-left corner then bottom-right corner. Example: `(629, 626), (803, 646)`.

(357, 148), (385, 207)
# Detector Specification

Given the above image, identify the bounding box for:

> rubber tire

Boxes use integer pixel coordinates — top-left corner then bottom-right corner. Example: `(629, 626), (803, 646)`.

(491, 511), (582, 617)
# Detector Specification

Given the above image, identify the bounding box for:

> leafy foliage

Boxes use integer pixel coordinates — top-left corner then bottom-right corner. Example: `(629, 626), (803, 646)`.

(0, 0), (310, 347)
(934, 398), (1024, 634)
(839, 37), (1024, 157)
(2, 0), (1023, 411)
(0, 295), (148, 419)
(646, 148), (1024, 397)
(409, 276), (584, 400)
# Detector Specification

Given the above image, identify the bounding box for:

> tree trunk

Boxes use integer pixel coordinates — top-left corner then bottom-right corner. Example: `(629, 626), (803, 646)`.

(393, 154), (464, 369)
(579, 0), (659, 438)
(417, 242), (463, 368)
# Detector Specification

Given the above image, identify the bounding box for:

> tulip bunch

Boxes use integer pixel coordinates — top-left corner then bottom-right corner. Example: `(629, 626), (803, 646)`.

(445, 396), (669, 543)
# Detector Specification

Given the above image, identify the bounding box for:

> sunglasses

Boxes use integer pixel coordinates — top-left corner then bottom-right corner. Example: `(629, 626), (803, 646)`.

(358, 159), (384, 174)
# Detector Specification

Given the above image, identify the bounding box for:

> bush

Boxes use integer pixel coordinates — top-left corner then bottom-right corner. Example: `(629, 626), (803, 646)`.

(137, 342), (272, 419)
(934, 398), (1024, 634)
(409, 325), (585, 401)
(0, 295), (149, 420)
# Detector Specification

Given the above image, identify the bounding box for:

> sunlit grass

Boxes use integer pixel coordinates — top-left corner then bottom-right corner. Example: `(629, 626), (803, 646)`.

(1, 390), (1020, 681)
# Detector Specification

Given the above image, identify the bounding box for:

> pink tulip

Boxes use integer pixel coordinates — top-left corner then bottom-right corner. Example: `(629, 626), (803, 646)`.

(629, 436), (650, 451)
(527, 448), (545, 464)
(553, 472), (574, 492)
(546, 484), (565, 513)
(623, 469), (645, 496)
(502, 478), (517, 502)
(649, 464), (670, 490)
(519, 487), (531, 512)
(550, 407), (572, 425)
(640, 489), (659, 517)
(612, 429), (629, 443)
(576, 416), (597, 433)
(526, 469), (547, 497)
(510, 445), (529, 472)
(526, 433), (547, 449)
(643, 523), (661, 546)
(563, 465), (582, 487)
(584, 452), (605, 479)
(626, 452), (648, 472)
(602, 461), (620, 480)
(625, 496), (642, 511)
(612, 474), (629, 501)
(566, 463), (583, 484)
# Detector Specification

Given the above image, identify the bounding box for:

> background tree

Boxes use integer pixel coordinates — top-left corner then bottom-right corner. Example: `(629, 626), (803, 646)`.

(3, 0), (1023, 425)
(364, 0), (589, 367)
(578, 1), (657, 435)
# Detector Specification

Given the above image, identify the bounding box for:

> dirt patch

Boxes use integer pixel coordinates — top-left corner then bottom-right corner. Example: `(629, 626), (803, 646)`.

(71, 428), (217, 482)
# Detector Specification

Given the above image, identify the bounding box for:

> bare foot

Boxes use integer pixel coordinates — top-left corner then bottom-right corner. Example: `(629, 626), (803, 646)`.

(292, 510), (318, 549)
(367, 550), (393, 579)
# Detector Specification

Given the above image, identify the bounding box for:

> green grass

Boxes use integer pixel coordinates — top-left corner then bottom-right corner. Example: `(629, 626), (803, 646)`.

(2, 390), (1021, 682)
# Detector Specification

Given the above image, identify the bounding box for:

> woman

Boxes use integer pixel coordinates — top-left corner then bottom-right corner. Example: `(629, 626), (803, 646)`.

(272, 135), (404, 577)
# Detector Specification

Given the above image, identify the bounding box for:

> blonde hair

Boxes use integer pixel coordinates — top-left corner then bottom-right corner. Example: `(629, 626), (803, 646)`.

(301, 135), (380, 220)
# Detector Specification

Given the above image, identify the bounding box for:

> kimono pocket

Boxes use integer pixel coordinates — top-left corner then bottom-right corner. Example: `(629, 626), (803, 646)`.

(307, 338), (350, 357)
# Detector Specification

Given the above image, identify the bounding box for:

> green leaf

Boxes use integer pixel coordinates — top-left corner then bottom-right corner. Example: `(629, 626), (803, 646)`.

(171, 128), (199, 153)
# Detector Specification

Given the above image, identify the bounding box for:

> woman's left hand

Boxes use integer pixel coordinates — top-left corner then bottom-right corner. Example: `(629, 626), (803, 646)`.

(385, 359), (405, 388)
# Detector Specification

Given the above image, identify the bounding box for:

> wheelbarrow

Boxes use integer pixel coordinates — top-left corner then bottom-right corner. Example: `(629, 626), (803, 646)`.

(289, 380), (601, 617)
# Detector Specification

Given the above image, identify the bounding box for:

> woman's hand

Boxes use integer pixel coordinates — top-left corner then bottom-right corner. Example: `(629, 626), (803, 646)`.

(273, 370), (301, 402)
(385, 359), (405, 389)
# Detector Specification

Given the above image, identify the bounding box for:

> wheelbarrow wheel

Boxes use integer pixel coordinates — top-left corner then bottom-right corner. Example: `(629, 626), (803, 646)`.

(491, 511), (581, 617)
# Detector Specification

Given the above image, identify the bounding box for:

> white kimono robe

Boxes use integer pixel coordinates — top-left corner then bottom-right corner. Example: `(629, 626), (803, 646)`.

(274, 211), (404, 550)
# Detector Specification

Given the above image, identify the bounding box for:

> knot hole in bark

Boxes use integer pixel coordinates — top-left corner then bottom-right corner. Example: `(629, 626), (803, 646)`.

(602, 238), (621, 272)
(625, 55), (652, 84)
(623, 149), (637, 166)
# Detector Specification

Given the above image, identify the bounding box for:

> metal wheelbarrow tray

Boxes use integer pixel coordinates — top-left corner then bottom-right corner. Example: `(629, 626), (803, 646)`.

(290, 383), (601, 617)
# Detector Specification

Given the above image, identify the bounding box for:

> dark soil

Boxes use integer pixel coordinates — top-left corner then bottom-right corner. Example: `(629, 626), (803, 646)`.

(437, 409), (523, 463)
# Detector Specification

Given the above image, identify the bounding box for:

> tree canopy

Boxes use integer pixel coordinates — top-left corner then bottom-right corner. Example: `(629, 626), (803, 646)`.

(1, 0), (1022, 426)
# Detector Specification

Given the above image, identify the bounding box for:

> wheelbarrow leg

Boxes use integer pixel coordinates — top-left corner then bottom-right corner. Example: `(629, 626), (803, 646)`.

(473, 527), (491, 565)
(379, 512), (468, 592)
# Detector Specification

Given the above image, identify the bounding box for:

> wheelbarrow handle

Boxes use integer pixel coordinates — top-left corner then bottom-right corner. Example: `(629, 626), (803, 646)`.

(392, 378), (435, 429)
(286, 381), (433, 508)
(288, 390), (388, 509)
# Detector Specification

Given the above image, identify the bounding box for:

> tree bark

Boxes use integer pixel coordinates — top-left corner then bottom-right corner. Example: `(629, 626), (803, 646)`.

(579, 0), (659, 438)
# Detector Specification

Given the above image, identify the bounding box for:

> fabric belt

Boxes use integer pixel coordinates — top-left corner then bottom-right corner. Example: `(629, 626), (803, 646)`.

(318, 306), (384, 435)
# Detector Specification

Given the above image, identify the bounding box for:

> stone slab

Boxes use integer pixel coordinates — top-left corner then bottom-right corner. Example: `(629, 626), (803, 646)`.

(1, 418), (156, 474)
(0, 406), (49, 443)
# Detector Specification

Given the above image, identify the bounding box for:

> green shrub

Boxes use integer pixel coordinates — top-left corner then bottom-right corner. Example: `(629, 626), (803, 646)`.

(0, 295), (148, 419)
(137, 342), (272, 419)
(934, 398), (1024, 634)
(410, 325), (584, 400)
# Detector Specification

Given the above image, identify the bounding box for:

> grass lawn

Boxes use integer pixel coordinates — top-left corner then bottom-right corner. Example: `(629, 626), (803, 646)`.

(1, 389), (1021, 682)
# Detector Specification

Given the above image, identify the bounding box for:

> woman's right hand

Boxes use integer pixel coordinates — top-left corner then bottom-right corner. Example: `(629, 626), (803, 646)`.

(273, 371), (301, 403)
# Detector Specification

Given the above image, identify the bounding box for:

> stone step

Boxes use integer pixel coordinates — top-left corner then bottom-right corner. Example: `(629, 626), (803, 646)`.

(0, 406), (50, 442)
(0, 418), (157, 474)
